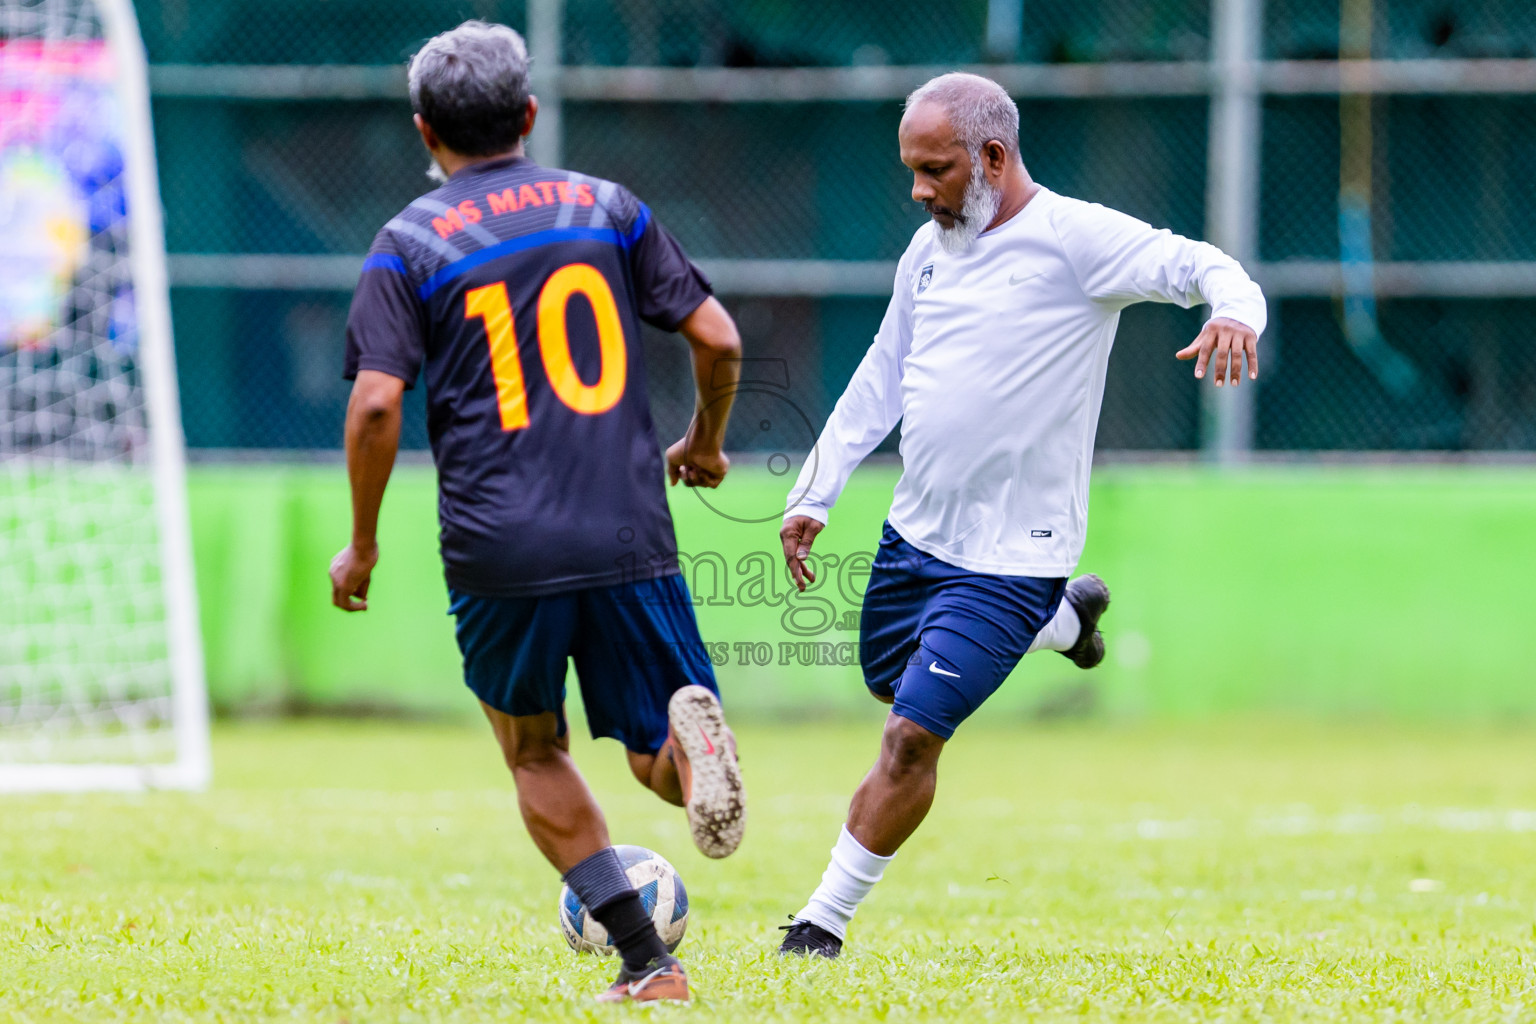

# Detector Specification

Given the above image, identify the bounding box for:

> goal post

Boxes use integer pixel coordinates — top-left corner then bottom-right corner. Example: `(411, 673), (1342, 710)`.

(0, 0), (210, 791)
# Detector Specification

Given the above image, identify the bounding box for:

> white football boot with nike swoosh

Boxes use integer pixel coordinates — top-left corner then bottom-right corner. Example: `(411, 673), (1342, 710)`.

(667, 686), (746, 858)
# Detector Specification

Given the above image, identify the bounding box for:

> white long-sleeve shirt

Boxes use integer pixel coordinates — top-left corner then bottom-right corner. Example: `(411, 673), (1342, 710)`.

(786, 186), (1267, 577)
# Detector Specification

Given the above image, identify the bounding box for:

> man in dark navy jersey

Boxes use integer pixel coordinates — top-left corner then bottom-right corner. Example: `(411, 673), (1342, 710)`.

(327, 20), (744, 1004)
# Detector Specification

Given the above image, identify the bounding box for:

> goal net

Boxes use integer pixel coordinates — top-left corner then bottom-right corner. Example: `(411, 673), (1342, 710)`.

(0, 0), (208, 790)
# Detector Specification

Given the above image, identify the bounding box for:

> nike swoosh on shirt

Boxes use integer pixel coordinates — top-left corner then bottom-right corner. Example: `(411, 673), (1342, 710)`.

(1008, 271), (1044, 286)
(928, 662), (961, 679)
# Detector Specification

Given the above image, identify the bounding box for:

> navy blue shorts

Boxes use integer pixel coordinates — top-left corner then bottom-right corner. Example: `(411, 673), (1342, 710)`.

(859, 523), (1066, 740)
(449, 573), (718, 754)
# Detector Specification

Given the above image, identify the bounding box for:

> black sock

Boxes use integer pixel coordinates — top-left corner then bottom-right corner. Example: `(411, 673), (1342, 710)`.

(563, 848), (669, 972)
(590, 892), (670, 972)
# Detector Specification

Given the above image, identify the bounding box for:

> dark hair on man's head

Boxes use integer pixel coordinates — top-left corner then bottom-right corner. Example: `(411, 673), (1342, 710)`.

(408, 21), (530, 157)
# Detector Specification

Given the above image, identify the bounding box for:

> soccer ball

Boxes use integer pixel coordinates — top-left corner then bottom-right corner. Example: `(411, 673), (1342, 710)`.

(558, 845), (689, 955)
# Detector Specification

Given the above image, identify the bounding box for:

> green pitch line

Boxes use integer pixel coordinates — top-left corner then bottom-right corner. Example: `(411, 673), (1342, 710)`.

(2, 719), (1534, 1022)
(184, 463), (1536, 719)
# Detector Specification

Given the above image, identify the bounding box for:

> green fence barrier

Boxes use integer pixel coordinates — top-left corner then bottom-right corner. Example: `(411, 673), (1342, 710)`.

(189, 464), (1536, 720)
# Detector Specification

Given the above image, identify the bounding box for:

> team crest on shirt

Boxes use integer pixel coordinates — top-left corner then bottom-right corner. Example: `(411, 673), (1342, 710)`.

(915, 262), (934, 294)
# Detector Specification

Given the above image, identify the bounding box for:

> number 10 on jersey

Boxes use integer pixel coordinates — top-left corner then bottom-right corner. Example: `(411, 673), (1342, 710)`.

(464, 262), (628, 431)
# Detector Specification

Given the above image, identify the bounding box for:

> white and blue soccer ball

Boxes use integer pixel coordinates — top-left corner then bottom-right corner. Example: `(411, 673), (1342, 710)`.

(559, 845), (689, 955)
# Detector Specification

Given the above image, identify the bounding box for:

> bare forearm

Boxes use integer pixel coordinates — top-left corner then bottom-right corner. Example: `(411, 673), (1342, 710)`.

(344, 380), (403, 549)
(691, 345), (738, 449)
(679, 297), (742, 449)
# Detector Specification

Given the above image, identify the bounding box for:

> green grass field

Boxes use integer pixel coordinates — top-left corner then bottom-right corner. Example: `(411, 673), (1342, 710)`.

(4, 719), (1534, 1022)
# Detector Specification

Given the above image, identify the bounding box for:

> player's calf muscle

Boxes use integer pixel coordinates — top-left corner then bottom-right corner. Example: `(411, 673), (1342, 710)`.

(507, 751), (611, 871)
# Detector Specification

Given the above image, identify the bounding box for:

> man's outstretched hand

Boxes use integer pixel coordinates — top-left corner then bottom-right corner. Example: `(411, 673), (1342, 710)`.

(330, 542), (378, 612)
(667, 436), (730, 488)
(780, 514), (825, 593)
(1176, 317), (1259, 387)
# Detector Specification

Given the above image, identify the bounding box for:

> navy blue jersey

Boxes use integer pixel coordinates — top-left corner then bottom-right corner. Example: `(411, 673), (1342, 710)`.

(343, 157), (711, 597)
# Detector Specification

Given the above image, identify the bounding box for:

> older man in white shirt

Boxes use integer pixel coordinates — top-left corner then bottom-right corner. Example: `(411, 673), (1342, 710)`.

(776, 72), (1266, 959)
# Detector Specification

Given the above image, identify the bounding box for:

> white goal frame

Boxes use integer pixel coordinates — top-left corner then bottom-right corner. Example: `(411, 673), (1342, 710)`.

(0, 0), (210, 792)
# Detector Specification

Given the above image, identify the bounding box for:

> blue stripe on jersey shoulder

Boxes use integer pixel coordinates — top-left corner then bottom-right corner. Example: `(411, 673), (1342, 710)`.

(417, 216), (651, 301)
(361, 253), (407, 275)
(624, 203), (652, 249)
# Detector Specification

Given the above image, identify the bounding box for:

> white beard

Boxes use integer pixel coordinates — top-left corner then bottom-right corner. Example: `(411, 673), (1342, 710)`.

(933, 161), (1003, 255)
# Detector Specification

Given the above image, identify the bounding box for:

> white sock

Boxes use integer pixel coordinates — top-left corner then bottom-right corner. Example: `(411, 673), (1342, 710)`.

(1027, 596), (1082, 654)
(795, 825), (894, 940)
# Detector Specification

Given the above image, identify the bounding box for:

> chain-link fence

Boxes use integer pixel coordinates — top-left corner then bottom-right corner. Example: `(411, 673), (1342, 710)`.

(103, 0), (1536, 454)
(132, 0), (1536, 66)
(135, 1), (527, 65)
(1261, 95), (1536, 261)
(130, 0), (1216, 67)
(1266, 0), (1536, 60)
(1262, 298), (1536, 450)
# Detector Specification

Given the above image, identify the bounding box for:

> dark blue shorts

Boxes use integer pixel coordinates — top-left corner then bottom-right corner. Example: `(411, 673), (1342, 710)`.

(449, 573), (718, 754)
(860, 523), (1066, 740)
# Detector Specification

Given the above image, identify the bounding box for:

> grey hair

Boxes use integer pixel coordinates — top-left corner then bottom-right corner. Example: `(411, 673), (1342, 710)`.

(904, 72), (1020, 159)
(408, 21), (531, 157)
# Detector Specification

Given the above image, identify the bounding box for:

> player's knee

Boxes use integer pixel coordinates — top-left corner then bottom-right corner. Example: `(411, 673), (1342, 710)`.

(626, 749), (661, 790)
(483, 707), (569, 773)
(878, 716), (943, 778)
(626, 751), (653, 787)
(506, 732), (566, 772)
(624, 746), (684, 805)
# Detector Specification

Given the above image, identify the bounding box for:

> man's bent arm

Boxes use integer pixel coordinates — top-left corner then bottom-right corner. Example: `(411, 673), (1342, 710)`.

(1053, 203), (1266, 384)
(1054, 203), (1268, 337)
(330, 369), (405, 610)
